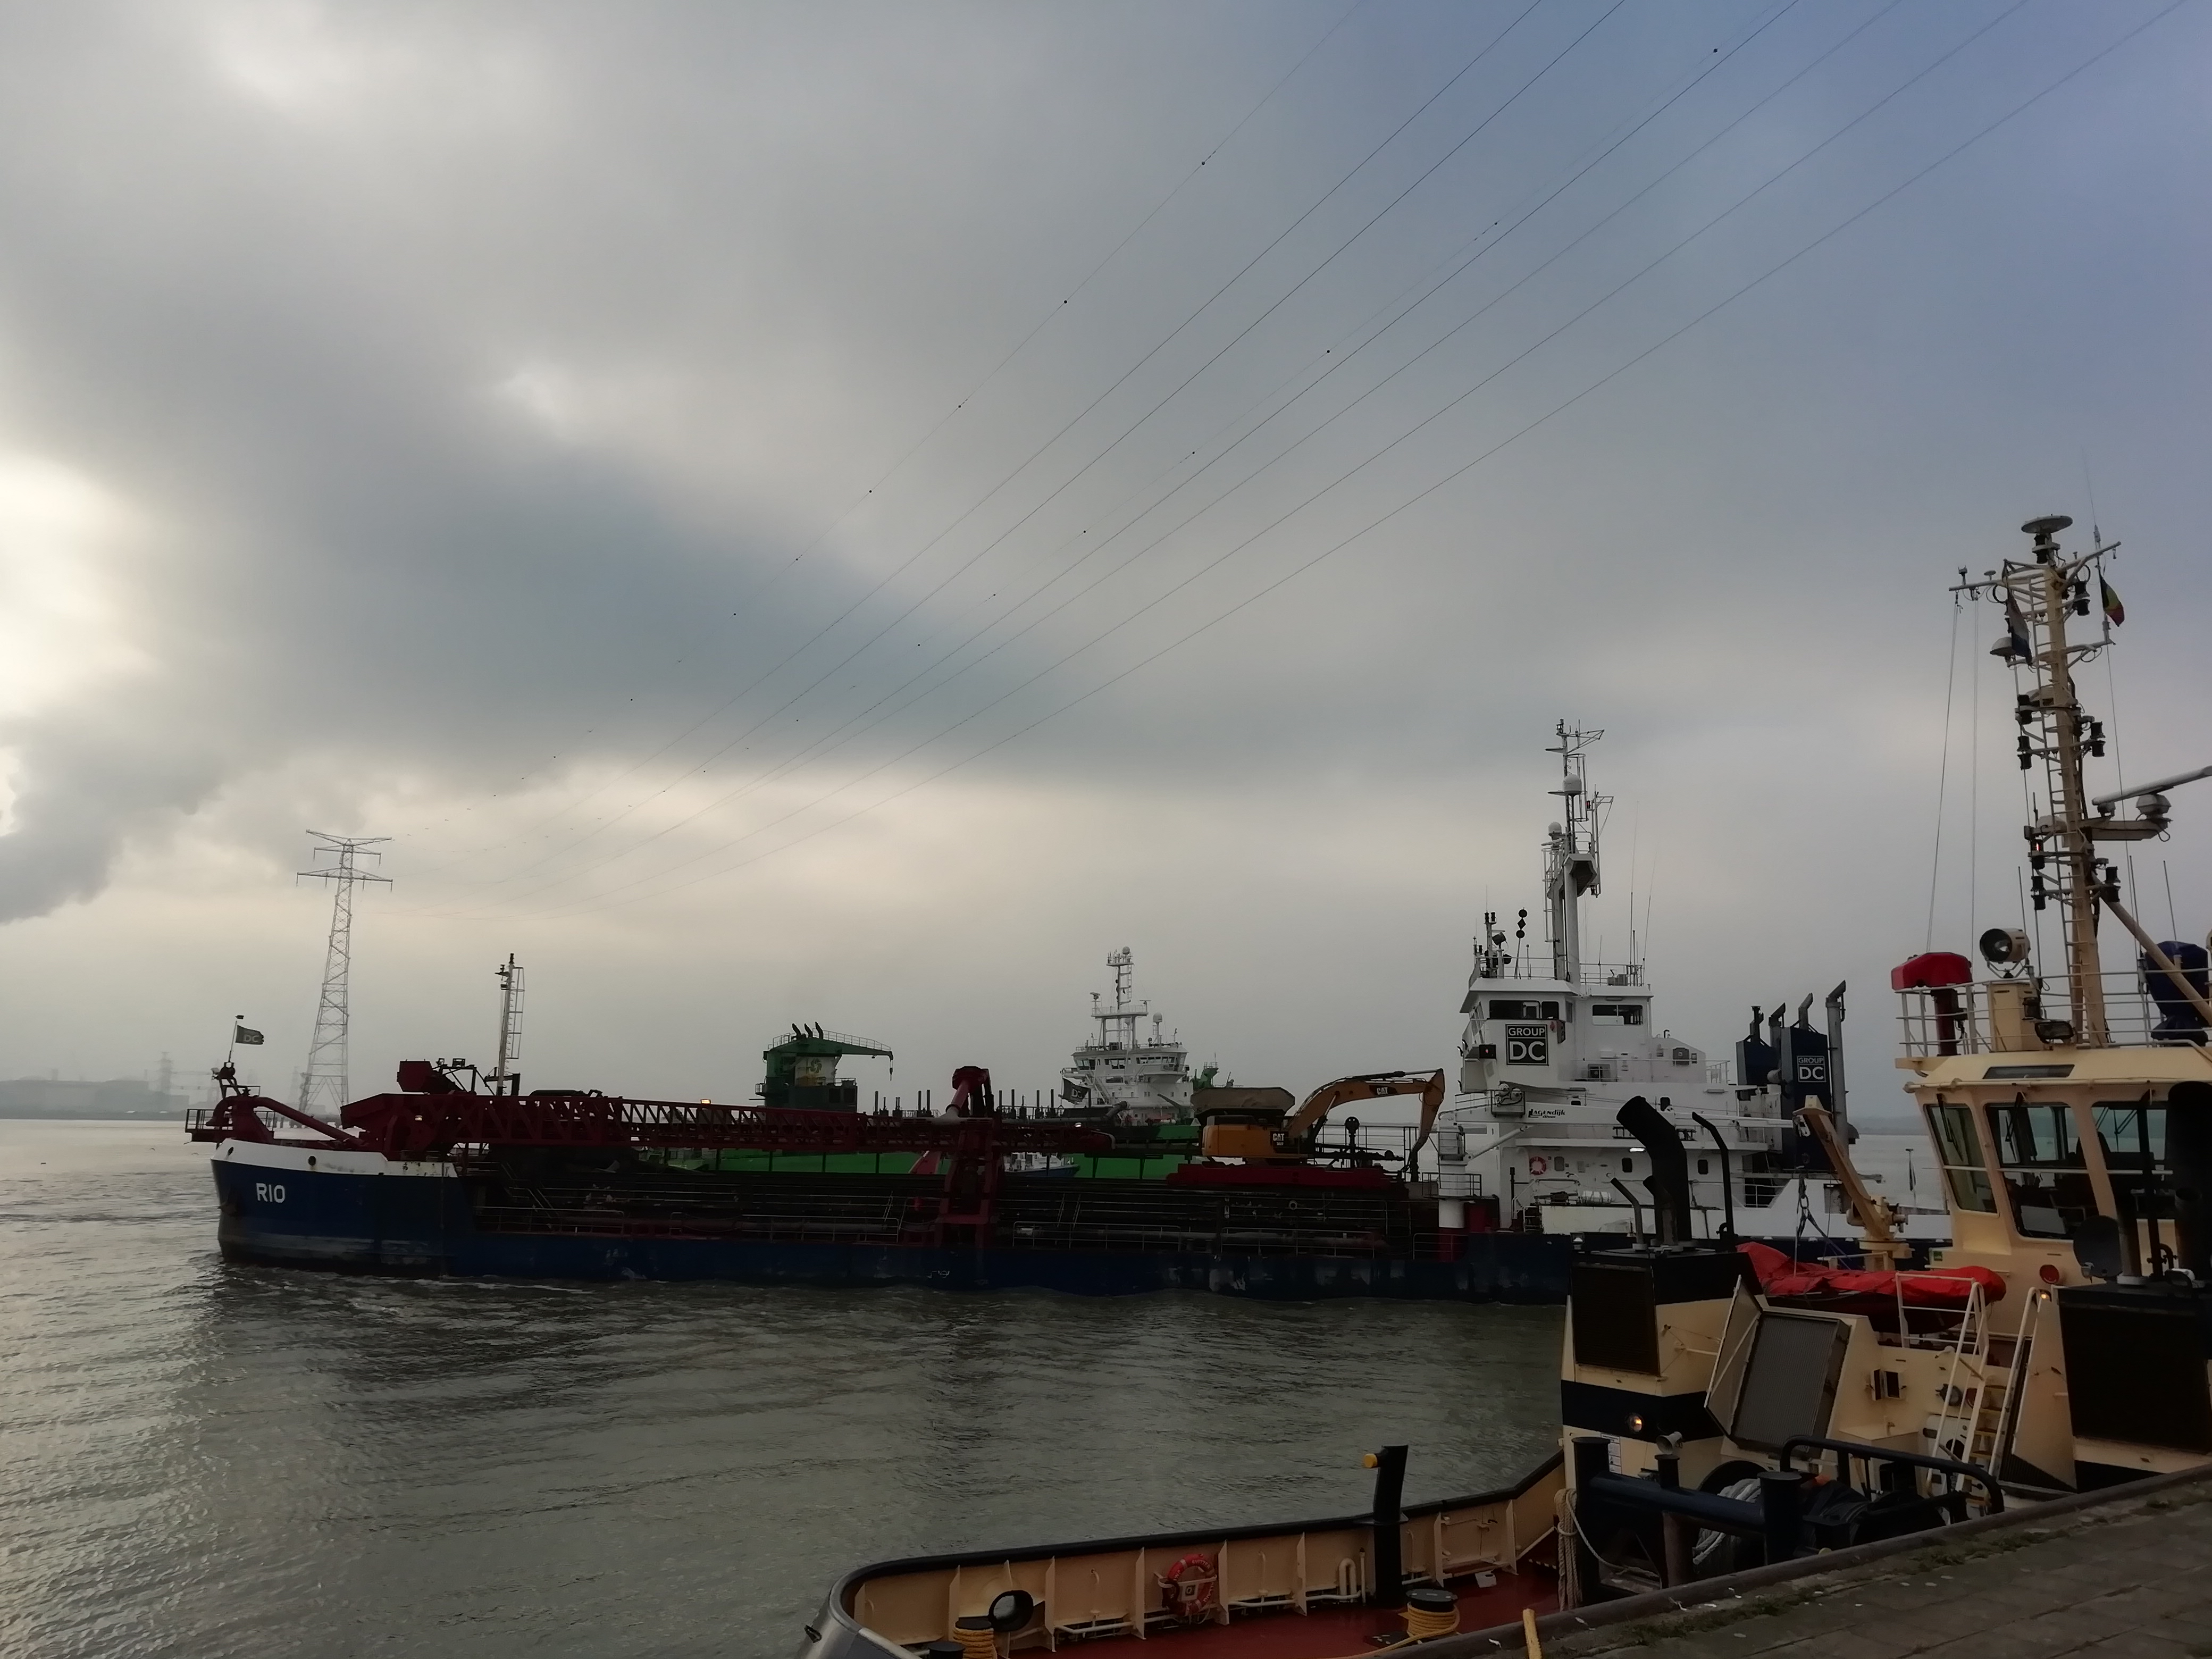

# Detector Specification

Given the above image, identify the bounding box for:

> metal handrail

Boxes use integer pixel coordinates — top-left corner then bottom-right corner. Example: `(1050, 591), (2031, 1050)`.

(1896, 968), (2198, 1057)
(1778, 1435), (2003, 1514)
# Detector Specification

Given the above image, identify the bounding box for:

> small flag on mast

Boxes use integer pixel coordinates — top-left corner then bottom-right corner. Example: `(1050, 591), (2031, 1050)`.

(233, 1023), (265, 1046)
(2100, 577), (2124, 626)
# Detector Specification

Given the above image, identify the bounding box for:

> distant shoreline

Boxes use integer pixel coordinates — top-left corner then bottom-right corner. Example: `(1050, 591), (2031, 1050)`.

(0, 1110), (190, 1121)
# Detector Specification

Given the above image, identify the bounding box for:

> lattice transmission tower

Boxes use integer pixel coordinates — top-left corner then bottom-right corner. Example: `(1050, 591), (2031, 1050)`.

(296, 832), (391, 1112)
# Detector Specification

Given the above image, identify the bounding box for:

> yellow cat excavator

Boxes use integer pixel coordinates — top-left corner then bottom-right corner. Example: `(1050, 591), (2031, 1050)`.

(1196, 1069), (1447, 1163)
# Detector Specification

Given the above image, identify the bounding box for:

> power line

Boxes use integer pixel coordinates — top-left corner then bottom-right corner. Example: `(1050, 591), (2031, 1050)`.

(442, 2), (1554, 890)
(418, 0), (1815, 907)
(501, 0), (2185, 921)
(399, 0), (1371, 867)
(716, 0), (1831, 793)
(439, 0), (1928, 912)
(460, 1), (1600, 893)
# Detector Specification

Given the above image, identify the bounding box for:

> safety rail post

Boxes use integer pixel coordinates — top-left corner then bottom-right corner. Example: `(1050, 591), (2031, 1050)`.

(1368, 1445), (1408, 1608)
(1653, 1449), (1689, 1587)
(1989, 1289), (2048, 1484)
(1758, 1469), (1804, 1566)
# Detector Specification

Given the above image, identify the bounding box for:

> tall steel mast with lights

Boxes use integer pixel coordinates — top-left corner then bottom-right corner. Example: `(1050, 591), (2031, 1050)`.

(1544, 723), (1606, 987)
(1952, 515), (2190, 1046)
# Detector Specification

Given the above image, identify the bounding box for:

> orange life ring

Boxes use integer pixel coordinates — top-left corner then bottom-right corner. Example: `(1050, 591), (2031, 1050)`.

(1529, 1155), (1548, 1176)
(1159, 1553), (1218, 1621)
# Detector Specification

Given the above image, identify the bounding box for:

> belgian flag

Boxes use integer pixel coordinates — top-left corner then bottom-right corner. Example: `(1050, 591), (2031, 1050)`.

(2101, 577), (2125, 626)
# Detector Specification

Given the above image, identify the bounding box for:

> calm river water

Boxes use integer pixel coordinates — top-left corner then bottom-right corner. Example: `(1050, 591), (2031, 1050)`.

(0, 1121), (1562, 1658)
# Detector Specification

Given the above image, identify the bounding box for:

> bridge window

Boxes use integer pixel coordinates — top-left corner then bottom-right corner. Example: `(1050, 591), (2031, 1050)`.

(2093, 1100), (2171, 1226)
(1984, 1102), (2093, 1238)
(1489, 999), (1563, 1020)
(1590, 1003), (1645, 1025)
(1926, 1103), (1997, 1213)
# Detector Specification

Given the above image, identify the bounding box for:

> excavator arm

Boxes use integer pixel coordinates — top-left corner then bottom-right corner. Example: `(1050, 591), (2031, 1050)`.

(1284, 1070), (1448, 1154)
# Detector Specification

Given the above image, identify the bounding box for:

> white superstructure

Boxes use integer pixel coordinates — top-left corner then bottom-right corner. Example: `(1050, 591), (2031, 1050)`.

(1060, 948), (1193, 1124)
(1434, 724), (1948, 1247)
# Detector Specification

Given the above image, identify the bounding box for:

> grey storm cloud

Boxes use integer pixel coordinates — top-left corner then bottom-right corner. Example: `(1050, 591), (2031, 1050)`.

(0, 0), (2206, 1099)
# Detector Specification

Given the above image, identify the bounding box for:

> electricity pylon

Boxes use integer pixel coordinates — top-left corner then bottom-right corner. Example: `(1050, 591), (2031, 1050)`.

(296, 833), (391, 1112)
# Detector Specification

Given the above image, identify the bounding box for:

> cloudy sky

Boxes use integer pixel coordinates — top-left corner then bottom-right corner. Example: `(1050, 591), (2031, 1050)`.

(0, 0), (2205, 1116)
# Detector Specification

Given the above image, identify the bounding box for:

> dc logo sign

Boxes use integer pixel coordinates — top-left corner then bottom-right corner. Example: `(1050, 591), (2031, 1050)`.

(1504, 1024), (1549, 1066)
(1796, 1059), (1826, 1085)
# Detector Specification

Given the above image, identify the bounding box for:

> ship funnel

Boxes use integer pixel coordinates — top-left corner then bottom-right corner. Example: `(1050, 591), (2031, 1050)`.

(1616, 1095), (1690, 1245)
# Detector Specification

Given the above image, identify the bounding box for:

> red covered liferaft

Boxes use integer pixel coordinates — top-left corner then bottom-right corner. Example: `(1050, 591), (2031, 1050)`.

(1738, 1240), (2004, 1308)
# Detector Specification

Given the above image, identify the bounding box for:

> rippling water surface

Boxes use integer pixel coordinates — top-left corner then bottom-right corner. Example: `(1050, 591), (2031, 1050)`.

(0, 1120), (1562, 1658)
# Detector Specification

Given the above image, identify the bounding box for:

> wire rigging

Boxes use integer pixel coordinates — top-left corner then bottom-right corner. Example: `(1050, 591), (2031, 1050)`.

(697, 1), (1811, 809)
(1928, 593), (1963, 951)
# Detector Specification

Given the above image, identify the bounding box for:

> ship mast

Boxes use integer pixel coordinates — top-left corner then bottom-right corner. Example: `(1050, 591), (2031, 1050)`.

(491, 953), (525, 1094)
(1545, 723), (1605, 985)
(2030, 521), (2108, 1045)
(1955, 515), (2155, 1047)
(1093, 945), (1145, 1051)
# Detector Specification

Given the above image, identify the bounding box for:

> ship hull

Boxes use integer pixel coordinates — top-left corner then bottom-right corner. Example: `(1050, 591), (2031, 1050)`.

(206, 1142), (1573, 1301)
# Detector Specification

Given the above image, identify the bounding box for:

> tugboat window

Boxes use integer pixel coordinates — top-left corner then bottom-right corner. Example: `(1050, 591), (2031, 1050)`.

(2092, 1101), (2170, 1229)
(2092, 1101), (2166, 1167)
(1984, 1101), (2093, 1238)
(1926, 1103), (1998, 1213)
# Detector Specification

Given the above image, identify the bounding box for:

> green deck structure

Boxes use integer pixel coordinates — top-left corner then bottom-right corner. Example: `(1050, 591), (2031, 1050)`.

(637, 1027), (1205, 1179)
(759, 1025), (893, 1112)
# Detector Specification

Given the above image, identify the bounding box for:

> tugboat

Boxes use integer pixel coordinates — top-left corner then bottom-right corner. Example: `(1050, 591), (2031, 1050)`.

(796, 513), (2212, 1656)
(1438, 725), (1949, 1252)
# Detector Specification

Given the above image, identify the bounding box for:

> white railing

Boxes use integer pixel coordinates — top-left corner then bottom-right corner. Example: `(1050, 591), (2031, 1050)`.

(1896, 969), (2199, 1058)
(1470, 960), (1645, 986)
(1579, 961), (1645, 987)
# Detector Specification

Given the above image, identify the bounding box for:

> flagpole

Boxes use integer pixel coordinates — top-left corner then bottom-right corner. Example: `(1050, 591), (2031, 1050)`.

(228, 1015), (240, 1066)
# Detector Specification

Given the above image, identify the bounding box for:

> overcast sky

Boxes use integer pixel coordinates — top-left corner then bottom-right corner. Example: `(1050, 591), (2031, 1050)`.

(0, 0), (2206, 1116)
